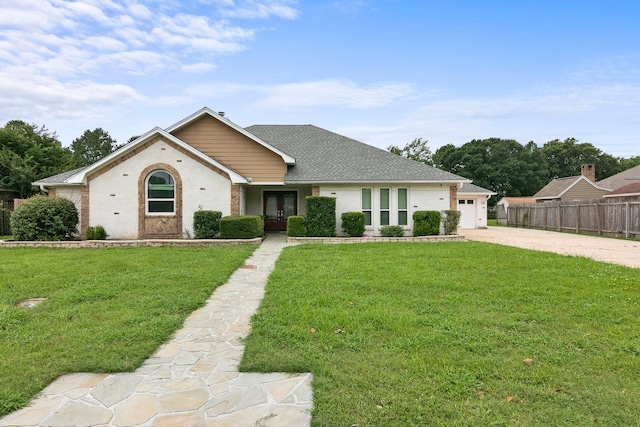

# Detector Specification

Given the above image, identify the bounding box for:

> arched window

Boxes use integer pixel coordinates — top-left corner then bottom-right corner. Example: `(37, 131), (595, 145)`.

(146, 170), (175, 214)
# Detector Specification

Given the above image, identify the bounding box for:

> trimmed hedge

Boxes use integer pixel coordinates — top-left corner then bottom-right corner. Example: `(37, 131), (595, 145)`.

(341, 212), (365, 237)
(380, 225), (404, 237)
(287, 215), (306, 237)
(86, 225), (107, 240)
(10, 195), (78, 241)
(306, 196), (336, 237)
(193, 210), (222, 239)
(219, 215), (264, 239)
(412, 210), (441, 236)
(443, 210), (462, 235)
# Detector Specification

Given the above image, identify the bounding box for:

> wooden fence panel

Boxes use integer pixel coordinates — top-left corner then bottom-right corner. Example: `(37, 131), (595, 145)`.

(0, 210), (10, 235)
(506, 198), (640, 239)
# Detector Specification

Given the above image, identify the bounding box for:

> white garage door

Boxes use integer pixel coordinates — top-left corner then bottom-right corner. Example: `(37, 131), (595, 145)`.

(458, 199), (477, 229)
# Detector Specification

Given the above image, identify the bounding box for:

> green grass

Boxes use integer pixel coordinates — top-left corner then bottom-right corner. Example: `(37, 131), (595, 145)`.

(241, 242), (640, 426)
(487, 219), (498, 226)
(0, 236), (12, 240)
(0, 245), (256, 416)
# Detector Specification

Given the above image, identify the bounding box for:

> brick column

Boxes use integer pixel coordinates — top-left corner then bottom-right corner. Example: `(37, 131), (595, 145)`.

(81, 185), (89, 239)
(231, 185), (240, 216)
(449, 185), (458, 211)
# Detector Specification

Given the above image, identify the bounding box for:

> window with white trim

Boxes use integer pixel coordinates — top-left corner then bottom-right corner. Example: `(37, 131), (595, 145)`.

(362, 188), (372, 226)
(398, 188), (408, 226)
(380, 188), (390, 226)
(146, 170), (175, 214)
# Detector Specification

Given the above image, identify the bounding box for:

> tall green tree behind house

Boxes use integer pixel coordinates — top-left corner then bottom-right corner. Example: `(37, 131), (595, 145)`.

(388, 138), (433, 165)
(0, 120), (74, 198)
(71, 128), (117, 167)
(540, 138), (622, 181)
(431, 138), (548, 203)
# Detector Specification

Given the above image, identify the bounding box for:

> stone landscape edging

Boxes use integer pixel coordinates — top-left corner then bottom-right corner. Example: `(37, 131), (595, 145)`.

(0, 238), (262, 248)
(287, 235), (466, 244)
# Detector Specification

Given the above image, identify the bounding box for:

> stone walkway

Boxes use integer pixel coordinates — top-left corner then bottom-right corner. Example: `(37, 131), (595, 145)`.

(0, 234), (312, 427)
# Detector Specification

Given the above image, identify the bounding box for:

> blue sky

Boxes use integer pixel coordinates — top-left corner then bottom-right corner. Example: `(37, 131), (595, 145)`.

(1, 0), (639, 157)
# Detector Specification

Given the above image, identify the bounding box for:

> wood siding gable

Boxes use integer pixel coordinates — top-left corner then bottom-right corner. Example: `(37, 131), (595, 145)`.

(171, 115), (287, 183)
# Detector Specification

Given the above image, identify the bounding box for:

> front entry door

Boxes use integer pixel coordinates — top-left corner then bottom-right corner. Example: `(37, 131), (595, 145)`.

(264, 192), (297, 232)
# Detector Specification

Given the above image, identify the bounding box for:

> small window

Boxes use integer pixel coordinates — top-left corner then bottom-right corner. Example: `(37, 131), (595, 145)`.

(398, 188), (408, 226)
(380, 188), (390, 226)
(467, 199), (474, 205)
(362, 188), (372, 226)
(459, 199), (465, 205)
(147, 170), (175, 214)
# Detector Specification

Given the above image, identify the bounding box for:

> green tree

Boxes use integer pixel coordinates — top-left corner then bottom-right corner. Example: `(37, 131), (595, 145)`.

(540, 138), (622, 181)
(71, 128), (117, 167)
(0, 121), (73, 198)
(388, 138), (433, 165)
(433, 138), (548, 203)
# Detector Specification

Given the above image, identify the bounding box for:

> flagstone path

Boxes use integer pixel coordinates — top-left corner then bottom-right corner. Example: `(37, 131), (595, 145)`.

(0, 234), (312, 427)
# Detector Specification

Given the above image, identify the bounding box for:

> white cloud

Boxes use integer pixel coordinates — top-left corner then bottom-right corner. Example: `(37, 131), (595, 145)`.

(207, 0), (299, 20)
(254, 79), (415, 108)
(182, 62), (217, 73)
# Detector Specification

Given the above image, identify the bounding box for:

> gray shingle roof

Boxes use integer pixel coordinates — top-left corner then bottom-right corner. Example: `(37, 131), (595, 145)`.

(245, 125), (467, 183)
(597, 164), (640, 190)
(32, 167), (86, 185)
(533, 176), (581, 199)
(458, 183), (495, 195)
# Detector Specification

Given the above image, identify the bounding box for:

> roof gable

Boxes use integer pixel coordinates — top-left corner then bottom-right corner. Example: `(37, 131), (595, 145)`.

(245, 125), (469, 183)
(35, 128), (247, 186)
(534, 175), (609, 200)
(165, 107), (295, 165)
(458, 183), (496, 195)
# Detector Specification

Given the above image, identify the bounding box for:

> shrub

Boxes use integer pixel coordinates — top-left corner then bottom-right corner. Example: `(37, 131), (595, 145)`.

(287, 215), (306, 237)
(219, 215), (264, 239)
(94, 225), (107, 240)
(442, 210), (462, 235)
(341, 212), (365, 237)
(10, 196), (78, 241)
(412, 210), (440, 236)
(380, 225), (404, 237)
(193, 210), (222, 239)
(306, 196), (336, 237)
(85, 226), (95, 240)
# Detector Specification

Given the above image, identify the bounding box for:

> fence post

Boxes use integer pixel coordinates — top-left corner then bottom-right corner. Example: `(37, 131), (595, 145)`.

(625, 201), (630, 239)
(557, 205), (562, 232)
(595, 201), (601, 234)
(576, 203), (580, 233)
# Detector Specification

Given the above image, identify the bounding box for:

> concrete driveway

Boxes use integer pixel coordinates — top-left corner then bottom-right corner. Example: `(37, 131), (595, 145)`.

(462, 227), (640, 269)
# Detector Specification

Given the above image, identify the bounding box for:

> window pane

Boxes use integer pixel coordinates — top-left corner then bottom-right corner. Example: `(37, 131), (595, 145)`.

(380, 189), (389, 209)
(468, 199), (474, 204)
(381, 211), (389, 226)
(362, 188), (371, 209)
(148, 185), (174, 199)
(458, 199), (465, 204)
(364, 211), (372, 226)
(398, 188), (407, 209)
(149, 200), (174, 213)
(398, 211), (408, 226)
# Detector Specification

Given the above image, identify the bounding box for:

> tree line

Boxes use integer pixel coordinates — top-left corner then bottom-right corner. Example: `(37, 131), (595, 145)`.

(389, 137), (640, 204)
(0, 120), (124, 198)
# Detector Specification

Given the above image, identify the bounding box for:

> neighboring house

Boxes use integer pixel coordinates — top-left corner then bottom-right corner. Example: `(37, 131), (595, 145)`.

(603, 183), (640, 200)
(597, 164), (640, 190)
(533, 164), (611, 202)
(456, 183), (496, 229)
(34, 108), (472, 239)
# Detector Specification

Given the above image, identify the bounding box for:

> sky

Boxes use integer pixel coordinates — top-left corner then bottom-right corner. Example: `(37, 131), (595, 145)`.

(1, 0), (639, 158)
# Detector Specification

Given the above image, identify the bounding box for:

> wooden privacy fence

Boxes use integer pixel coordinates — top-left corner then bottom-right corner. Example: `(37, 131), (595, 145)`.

(507, 198), (640, 239)
(0, 209), (10, 235)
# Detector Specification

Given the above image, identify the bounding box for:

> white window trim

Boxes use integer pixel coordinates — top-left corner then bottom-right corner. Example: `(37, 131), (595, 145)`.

(146, 170), (176, 216)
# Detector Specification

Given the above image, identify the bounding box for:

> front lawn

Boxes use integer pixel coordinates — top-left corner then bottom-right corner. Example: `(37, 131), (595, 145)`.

(0, 245), (256, 416)
(241, 242), (640, 426)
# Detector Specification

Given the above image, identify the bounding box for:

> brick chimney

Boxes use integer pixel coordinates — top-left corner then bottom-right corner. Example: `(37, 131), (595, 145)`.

(581, 163), (595, 182)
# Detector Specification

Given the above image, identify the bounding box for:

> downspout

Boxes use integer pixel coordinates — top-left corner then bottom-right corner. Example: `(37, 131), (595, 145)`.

(39, 184), (49, 195)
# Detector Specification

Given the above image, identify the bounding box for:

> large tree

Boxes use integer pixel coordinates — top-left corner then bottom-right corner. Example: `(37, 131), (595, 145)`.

(0, 121), (74, 198)
(388, 138), (433, 165)
(71, 128), (117, 167)
(540, 138), (622, 180)
(433, 138), (548, 203)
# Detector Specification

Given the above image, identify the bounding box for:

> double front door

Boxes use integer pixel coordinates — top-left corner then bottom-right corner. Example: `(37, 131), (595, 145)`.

(264, 191), (297, 232)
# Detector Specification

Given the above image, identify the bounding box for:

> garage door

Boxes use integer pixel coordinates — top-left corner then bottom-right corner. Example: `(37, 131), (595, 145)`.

(458, 199), (477, 229)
